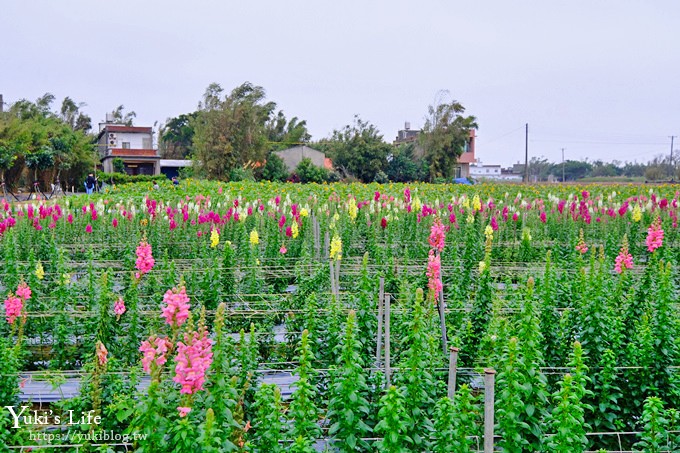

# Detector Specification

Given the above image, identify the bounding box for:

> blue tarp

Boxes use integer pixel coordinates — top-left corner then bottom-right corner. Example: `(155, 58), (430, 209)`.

(453, 177), (473, 185)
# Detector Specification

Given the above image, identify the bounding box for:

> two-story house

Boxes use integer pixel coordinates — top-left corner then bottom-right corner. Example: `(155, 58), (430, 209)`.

(393, 122), (477, 178)
(97, 118), (160, 175)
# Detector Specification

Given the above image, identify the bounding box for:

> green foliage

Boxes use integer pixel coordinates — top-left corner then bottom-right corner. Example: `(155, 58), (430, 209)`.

(98, 172), (167, 185)
(287, 329), (321, 448)
(192, 82), (276, 180)
(546, 374), (588, 452)
(634, 397), (670, 453)
(112, 157), (126, 173)
(295, 157), (329, 184)
(375, 386), (411, 453)
(260, 152), (289, 182)
(385, 143), (428, 182)
(394, 288), (439, 450)
(420, 93), (477, 180)
(327, 310), (372, 452)
(433, 385), (478, 453)
(160, 113), (197, 159)
(318, 115), (391, 182)
(251, 384), (283, 453)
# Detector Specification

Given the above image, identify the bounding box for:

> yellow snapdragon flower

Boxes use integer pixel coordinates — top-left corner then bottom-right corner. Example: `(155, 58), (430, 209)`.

(210, 228), (219, 248)
(250, 229), (259, 246)
(330, 234), (342, 261)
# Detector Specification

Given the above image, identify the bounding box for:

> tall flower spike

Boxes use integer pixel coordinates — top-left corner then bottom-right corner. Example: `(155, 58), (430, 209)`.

(428, 218), (446, 252)
(645, 217), (664, 253)
(614, 235), (634, 274)
(575, 228), (588, 254)
(135, 239), (155, 279)
(330, 234), (342, 261)
(161, 286), (191, 327)
(4, 293), (23, 325)
(426, 250), (442, 299)
(173, 329), (214, 395)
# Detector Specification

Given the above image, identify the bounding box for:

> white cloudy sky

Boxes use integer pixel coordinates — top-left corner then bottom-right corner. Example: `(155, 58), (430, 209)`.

(2, 0), (678, 166)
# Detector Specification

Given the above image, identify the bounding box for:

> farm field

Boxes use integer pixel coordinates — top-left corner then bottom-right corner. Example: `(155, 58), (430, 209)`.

(2, 180), (680, 452)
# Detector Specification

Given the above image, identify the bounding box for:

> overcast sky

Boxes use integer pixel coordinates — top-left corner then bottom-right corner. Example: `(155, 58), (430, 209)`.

(2, 0), (679, 166)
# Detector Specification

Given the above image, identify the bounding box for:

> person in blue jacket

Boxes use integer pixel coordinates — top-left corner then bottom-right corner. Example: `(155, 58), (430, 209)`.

(85, 174), (96, 194)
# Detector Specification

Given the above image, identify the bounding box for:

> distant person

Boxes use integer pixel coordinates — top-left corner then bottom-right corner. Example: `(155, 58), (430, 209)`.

(172, 176), (179, 187)
(153, 181), (160, 190)
(85, 174), (96, 195)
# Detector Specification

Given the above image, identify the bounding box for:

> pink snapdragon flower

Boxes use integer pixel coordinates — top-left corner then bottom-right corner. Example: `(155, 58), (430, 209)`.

(174, 330), (214, 395)
(646, 217), (664, 253)
(575, 242), (588, 254)
(428, 218), (446, 252)
(140, 335), (173, 373)
(177, 407), (191, 418)
(614, 238), (634, 274)
(114, 297), (126, 317)
(161, 286), (191, 327)
(16, 282), (31, 301)
(426, 250), (442, 298)
(135, 240), (155, 279)
(279, 245), (287, 254)
(96, 341), (108, 366)
(4, 294), (22, 325)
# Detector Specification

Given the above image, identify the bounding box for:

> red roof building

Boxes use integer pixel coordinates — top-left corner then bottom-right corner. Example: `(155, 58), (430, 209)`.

(97, 122), (160, 175)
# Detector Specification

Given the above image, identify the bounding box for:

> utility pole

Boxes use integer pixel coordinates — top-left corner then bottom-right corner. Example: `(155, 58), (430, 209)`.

(524, 123), (529, 183)
(562, 148), (566, 182)
(670, 136), (677, 181)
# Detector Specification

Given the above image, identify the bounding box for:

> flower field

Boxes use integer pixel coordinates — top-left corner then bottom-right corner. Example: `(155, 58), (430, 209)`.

(3, 180), (680, 452)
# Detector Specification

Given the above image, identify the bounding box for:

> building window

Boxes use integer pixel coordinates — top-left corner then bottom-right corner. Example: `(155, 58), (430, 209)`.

(122, 142), (131, 149)
(142, 137), (151, 149)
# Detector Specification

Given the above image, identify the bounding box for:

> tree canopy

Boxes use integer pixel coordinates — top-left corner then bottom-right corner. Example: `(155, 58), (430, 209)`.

(420, 92), (478, 181)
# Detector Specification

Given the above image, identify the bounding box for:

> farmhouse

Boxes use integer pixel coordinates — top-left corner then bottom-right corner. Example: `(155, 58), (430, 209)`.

(97, 118), (160, 175)
(274, 145), (332, 172)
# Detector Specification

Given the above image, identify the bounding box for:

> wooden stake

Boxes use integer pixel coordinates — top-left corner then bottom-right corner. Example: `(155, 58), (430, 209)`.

(438, 288), (448, 354)
(447, 347), (459, 399)
(384, 294), (391, 388)
(376, 277), (384, 367)
(484, 368), (496, 453)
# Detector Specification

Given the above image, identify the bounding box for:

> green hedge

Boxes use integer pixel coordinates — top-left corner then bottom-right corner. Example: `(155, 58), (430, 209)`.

(98, 172), (168, 185)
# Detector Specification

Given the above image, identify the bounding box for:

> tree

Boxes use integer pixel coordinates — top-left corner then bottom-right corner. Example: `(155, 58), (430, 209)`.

(192, 82), (276, 180)
(420, 91), (478, 181)
(266, 111), (311, 150)
(159, 113), (197, 158)
(109, 105), (136, 126)
(260, 152), (289, 182)
(295, 158), (328, 183)
(552, 160), (593, 181)
(25, 145), (55, 180)
(528, 156), (553, 181)
(60, 97), (92, 133)
(385, 143), (428, 182)
(318, 115), (390, 182)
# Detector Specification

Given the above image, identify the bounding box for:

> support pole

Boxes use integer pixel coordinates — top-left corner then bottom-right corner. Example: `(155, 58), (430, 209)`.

(384, 294), (391, 388)
(376, 277), (384, 368)
(447, 347), (459, 399)
(484, 368), (496, 453)
(524, 123), (529, 183)
(438, 289), (448, 354)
